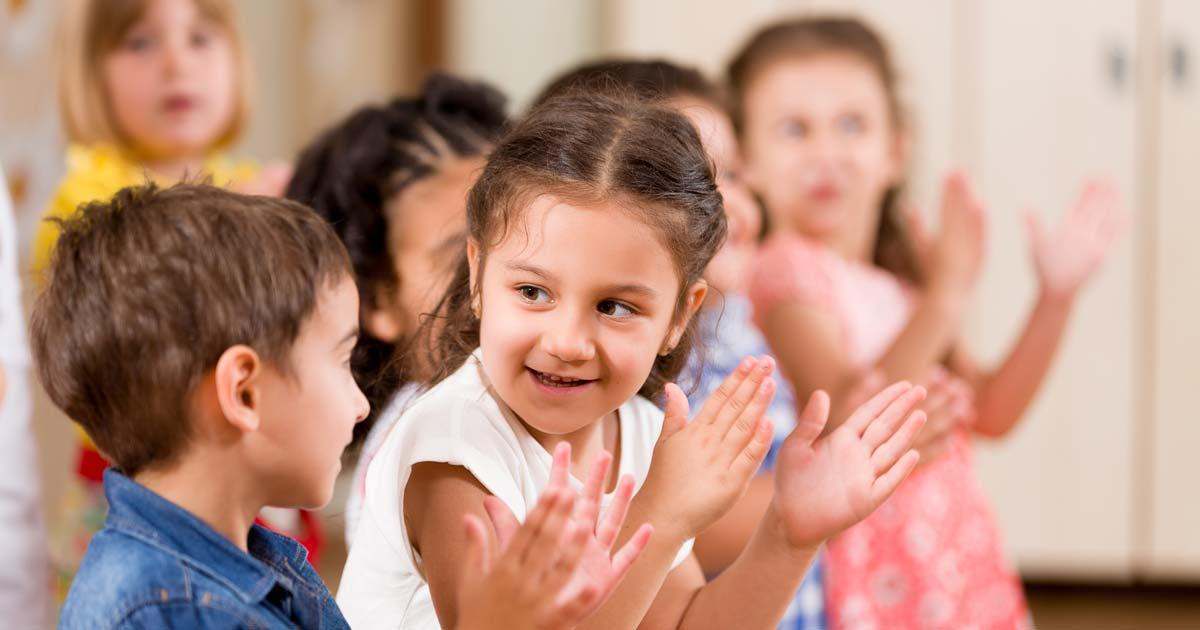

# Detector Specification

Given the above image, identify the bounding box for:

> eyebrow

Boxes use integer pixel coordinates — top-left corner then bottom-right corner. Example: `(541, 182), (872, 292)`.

(506, 262), (658, 299)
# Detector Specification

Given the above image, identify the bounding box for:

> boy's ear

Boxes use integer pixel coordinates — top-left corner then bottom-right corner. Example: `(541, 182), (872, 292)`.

(661, 279), (708, 356)
(214, 345), (264, 433)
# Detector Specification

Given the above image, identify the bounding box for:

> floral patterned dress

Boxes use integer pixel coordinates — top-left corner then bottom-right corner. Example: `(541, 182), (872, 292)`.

(749, 233), (1031, 630)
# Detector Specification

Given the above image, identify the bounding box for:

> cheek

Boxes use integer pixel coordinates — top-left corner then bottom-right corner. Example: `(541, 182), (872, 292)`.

(105, 57), (157, 124)
(202, 45), (238, 115)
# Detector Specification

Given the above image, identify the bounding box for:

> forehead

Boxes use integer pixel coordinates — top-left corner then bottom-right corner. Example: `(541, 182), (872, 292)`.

(386, 156), (483, 249)
(491, 195), (681, 291)
(748, 53), (890, 115)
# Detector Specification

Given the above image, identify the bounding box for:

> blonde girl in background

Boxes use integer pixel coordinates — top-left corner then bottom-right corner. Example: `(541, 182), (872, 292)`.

(37, 0), (301, 598)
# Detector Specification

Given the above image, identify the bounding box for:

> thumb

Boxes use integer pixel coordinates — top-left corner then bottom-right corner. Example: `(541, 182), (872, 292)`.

(790, 390), (830, 447)
(462, 514), (493, 577)
(660, 383), (690, 441)
(483, 496), (520, 552)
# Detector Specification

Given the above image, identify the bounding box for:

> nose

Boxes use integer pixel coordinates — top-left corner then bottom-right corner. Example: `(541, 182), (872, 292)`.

(352, 383), (370, 424)
(540, 306), (595, 364)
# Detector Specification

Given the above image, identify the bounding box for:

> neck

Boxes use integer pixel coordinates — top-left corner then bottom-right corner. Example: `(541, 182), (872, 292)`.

(138, 153), (208, 183)
(135, 451), (262, 551)
(525, 412), (619, 490)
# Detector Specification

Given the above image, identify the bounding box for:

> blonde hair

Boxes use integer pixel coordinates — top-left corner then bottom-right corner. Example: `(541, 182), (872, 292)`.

(57, 0), (253, 151)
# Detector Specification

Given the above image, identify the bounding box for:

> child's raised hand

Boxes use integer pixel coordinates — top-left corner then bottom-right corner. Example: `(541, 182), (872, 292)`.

(769, 382), (927, 550)
(455, 443), (652, 630)
(641, 357), (778, 540)
(911, 367), (974, 464)
(928, 171), (987, 297)
(1026, 179), (1123, 301)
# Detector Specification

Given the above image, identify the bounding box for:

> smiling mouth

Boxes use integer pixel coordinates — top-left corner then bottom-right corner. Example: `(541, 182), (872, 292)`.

(528, 368), (596, 389)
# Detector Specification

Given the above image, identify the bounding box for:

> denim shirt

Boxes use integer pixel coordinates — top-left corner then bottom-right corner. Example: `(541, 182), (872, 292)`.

(60, 469), (349, 629)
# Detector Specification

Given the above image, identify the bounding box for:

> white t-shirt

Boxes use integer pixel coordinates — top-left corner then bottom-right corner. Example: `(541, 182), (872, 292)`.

(337, 350), (694, 630)
(344, 383), (421, 547)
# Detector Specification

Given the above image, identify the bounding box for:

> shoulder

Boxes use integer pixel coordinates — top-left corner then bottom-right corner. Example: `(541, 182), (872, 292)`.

(60, 529), (196, 629)
(748, 232), (840, 320)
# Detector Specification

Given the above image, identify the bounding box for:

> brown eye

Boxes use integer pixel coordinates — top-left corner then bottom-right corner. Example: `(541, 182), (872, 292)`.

(597, 300), (634, 318)
(517, 285), (550, 303)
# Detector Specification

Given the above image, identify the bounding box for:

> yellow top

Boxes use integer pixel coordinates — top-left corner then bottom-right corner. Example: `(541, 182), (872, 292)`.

(31, 144), (257, 449)
(30, 143), (258, 275)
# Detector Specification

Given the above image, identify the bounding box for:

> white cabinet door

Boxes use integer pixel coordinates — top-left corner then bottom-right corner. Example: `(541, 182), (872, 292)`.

(967, 0), (1140, 579)
(1148, 0), (1200, 581)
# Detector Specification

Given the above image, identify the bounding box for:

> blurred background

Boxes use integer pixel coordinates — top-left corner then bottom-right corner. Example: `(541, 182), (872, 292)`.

(3, 1), (1198, 627)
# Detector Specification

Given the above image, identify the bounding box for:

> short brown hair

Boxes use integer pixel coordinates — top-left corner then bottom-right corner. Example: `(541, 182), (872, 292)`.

(31, 183), (351, 475)
(58, 0), (253, 149)
(428, 91), (726, 398)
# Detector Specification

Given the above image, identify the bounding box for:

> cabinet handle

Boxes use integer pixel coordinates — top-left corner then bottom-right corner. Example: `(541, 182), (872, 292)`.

(1170, 40), (1189, 88)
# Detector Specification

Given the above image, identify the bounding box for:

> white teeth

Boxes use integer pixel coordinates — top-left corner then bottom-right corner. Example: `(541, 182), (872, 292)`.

(534, 370), (586, 385)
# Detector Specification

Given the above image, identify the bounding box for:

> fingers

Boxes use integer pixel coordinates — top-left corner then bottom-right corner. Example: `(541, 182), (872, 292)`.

(463, 514), (494, 576)
(497, 489), (570, 564)
(695, 357), (758, 424)
(607, 523), (654, 588)
(577, 450), (612, 526)
(596, 474), (635, 549)
(871, 450), (921, 506)
(660, 383), (690, 440)
(538, 519), (590, 601)
(720, 372), (776, 454)
(871, 411), (927, 475)
(862, 386), (927, 450)
(484, 495), (522, 552)
(844, 381), (914, 436)
(549, 441), (571, 490)
(733, 415), (774, 477)
(791, 390), (830, 447)
(712, 357), (773, 436)
(517, 490), (576, 570)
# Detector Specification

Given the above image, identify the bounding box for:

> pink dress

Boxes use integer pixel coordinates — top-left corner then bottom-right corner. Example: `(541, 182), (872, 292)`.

(749, 233), (1030, 630)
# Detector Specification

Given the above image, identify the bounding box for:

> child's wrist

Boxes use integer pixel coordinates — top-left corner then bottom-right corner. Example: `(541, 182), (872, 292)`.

(762, 501), (824, 557)
(629, 490), (693, 546)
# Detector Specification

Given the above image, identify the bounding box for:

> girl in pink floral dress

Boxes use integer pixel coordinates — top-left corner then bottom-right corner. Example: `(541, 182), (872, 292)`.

(729, 17), (1123, 629)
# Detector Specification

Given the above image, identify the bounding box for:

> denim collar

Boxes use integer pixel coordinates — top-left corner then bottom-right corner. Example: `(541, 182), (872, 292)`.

(102, 468), (310, 605)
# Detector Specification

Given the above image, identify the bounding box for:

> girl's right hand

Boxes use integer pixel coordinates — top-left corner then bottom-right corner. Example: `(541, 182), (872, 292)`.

(454, 443), (652, 630)
(922, 171), (987, 297)
(911, 366), (975, 464)
(640, 357), (778, 541)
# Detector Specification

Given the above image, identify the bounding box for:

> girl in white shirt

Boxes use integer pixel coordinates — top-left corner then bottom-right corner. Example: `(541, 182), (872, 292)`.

(338, 91), (929, 629)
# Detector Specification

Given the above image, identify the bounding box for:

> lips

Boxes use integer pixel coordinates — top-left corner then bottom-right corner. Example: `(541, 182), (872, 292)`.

(527, 367), (596, 390)
(162, 95), (196, 113)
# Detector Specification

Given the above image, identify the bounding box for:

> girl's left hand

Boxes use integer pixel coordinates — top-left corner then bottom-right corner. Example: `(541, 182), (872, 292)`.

(1027, 179), (1124, 301)
(769, 382), (927, 551)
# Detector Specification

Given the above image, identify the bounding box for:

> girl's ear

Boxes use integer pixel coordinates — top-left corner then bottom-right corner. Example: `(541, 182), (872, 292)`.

(362, 287), (405, 343)
(466, 237), (482, 317)
(214, 345), (263, 433)
(661, 279), (709, 355)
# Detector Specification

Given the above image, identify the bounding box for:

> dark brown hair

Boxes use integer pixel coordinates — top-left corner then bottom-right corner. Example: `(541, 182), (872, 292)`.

(727, 16), (922, 284)
(427, 91), (726, 398)
(30, 183), (351, 476)
(533, 58), (724, 111)
(286, 73), (507, 443)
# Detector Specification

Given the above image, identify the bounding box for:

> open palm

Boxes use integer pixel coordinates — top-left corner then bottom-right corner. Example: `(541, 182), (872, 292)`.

(771, 383), (927, 550)
(1028, 179), (1123, 299)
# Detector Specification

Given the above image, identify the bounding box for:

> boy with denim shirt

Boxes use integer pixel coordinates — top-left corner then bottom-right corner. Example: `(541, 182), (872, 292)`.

(32, 183), (366, 629)
(33, 183), (652, 630)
